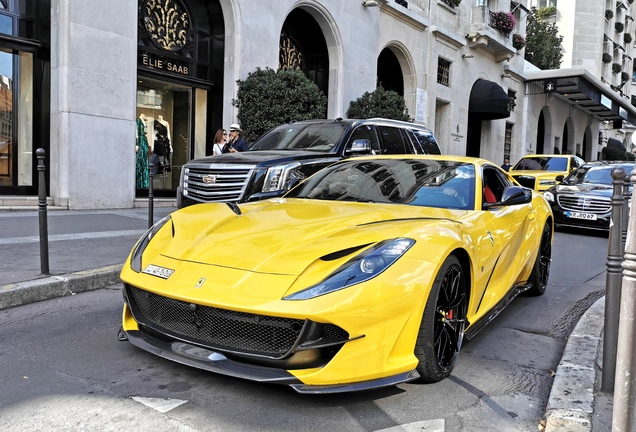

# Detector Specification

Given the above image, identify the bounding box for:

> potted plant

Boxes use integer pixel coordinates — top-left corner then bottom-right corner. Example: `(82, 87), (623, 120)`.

(606, 9), (614, 20)
(491, 11), (516, 36)
(625, 33), (633, 44)
(603, 53), (612, 64)
(616, 22), (625, 33)
(622, 71), (631, 82)
(512, 34), (526, 50)
(612, 62), (623, 74)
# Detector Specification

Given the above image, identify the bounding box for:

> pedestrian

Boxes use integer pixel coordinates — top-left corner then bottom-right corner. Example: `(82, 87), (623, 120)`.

(501, 157), (512, 172)
(212, 128), (227, 155)
(227, 123), (248, 152)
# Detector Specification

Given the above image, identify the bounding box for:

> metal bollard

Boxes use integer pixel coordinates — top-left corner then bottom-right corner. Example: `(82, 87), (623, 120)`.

(602, 167), (626, 392)
(36, 148), (49, 275)
(148, 162), (154, 229)
(622, 179), (630, 247)
(613, 165), (636, 431)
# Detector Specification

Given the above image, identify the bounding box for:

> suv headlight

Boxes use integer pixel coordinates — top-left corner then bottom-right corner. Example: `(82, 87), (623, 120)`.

(539, 179), (557, 186)
(263, 162), (301, 192)
(283, 238), (415, 300)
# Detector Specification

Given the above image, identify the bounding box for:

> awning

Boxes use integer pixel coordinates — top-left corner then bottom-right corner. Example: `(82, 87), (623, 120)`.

(469, 80), (511, 120)
(525, 68), (636, 127)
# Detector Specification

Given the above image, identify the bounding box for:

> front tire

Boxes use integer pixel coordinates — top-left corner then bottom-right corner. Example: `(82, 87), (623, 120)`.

(415, 255), (468, 383)
(525, 222), (552, 296)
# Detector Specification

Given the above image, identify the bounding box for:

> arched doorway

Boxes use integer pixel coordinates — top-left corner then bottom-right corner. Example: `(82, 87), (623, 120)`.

(467, 79), (510, 157)
(537, 112), (545, 154)
(280, 9), (329, 97)
(377, 48), (403, 95)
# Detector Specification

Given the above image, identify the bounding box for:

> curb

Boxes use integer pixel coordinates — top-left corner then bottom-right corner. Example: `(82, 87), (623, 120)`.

(0, 264), (123, 310)
(543, 297), (605, 432)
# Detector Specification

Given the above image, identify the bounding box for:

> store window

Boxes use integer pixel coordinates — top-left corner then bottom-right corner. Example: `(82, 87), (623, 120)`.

(136, 77), (193, 194)
(0, 48), (33, 188)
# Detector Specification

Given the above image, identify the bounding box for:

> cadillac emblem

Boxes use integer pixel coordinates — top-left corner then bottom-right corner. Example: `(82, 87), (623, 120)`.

(202, 174), (218, 184)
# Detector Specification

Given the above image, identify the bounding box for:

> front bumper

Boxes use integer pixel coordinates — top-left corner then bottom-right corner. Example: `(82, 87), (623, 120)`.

(551, 207), (611, 231)
(124, 328), (420, 394)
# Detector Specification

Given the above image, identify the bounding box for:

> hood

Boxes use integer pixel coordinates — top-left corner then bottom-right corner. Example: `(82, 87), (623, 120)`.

(162, 200), (461, 275)
(189, 150), (341, 167)
(554, 183), (614, 197)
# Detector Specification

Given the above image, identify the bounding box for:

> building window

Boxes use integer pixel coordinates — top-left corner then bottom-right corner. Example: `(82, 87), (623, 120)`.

(395, 0), (408, 7)
(504, 123), (513, 158)
(437, 57), (451, 86)
(507, 89), (517, 112)
(538, 0), (557, 7)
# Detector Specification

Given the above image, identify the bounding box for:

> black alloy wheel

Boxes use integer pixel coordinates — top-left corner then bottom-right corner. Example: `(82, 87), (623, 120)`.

(525, 222), (552, 296)
(415, 255), (468, 382)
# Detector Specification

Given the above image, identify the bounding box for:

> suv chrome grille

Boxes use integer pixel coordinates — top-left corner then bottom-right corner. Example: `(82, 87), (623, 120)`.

(183, 163), (255, 203)
(557, 194), (611, 213)
(125, 285), (349, 358)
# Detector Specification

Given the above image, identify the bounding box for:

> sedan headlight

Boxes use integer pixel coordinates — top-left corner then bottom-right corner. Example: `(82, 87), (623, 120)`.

(284, 238), (415, 300)
(130, 215), (171, 272)
(263, 162), (301, 192)
(543, 191), (555, 202)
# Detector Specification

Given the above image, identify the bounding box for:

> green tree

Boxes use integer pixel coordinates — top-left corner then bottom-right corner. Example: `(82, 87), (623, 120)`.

(346, 87), (413, 121)
(524, 7), (563, 70)
(232, 68), (328, 143)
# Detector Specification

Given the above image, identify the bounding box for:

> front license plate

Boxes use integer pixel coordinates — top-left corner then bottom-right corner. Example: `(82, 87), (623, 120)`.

(566, 211), (597, 221)
(142, 264), (175, 279)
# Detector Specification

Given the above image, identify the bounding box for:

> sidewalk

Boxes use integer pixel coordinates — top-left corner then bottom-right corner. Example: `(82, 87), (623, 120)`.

(0, 205), (619, 431)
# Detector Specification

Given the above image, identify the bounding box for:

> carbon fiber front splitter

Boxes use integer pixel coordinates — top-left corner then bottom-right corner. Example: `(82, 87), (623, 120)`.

(125, 330), (420, 394)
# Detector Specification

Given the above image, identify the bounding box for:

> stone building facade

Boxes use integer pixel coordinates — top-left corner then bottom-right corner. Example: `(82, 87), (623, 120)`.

(0, 0), (634, 208)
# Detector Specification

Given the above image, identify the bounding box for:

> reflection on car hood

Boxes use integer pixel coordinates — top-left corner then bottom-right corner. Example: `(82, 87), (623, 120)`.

(163, 199), (462, 275)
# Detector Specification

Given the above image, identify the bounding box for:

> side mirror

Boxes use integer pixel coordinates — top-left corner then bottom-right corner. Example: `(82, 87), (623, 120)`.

(500, 185), (532, 205)
(555, 175), (564, 183)
(347, 139), (372, 155)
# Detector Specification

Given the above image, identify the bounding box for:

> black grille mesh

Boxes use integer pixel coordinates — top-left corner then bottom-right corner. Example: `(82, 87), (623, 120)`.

(126, 285), (347, 358)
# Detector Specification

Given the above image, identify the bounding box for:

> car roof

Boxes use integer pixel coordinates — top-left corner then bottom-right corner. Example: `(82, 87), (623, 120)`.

(521, 154), (572, 158)
(276, 118), (434, 132)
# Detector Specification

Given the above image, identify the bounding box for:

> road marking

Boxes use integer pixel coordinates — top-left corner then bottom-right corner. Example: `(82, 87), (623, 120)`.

(0, 230), (146, 245)
(374, 420), (445, 432)
(131, 396), (188, 413)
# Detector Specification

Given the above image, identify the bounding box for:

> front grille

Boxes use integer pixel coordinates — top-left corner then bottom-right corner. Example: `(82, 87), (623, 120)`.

(513, 175), (536, 189)
(557, 194), (611, 213)
(183, 163), (255, 203)
(125, 285), (348, 358)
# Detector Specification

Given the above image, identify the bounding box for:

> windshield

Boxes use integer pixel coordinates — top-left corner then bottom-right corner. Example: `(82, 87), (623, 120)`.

(513, 156), (567, 171)
(286, 158), (476, 210)
(248, 122), (348, 152)
(565, 164), (634, 185)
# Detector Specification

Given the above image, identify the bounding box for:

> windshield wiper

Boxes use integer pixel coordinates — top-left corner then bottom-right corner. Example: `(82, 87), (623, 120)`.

(226, 202), (241, 215)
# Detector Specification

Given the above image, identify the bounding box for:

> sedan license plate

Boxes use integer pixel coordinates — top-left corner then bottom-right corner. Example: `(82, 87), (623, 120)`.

(142, 264), (175, 279)
(566, 211), (597, 221)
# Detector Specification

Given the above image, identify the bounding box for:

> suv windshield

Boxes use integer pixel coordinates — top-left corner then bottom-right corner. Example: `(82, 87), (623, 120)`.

(248, 122), (349, 152)
(513, 156), (567, 171)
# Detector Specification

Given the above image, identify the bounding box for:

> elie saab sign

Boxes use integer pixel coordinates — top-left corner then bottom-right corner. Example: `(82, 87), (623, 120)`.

(138, 0), (192, 76)
(139, 52), (190, 76)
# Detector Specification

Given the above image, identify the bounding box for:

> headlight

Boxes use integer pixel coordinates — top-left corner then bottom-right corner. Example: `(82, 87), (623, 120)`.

(263, 162), (301, 192)
(543, 191), (555, 202)
(180, 166), (188, 196)
(539, 179), (556, 186)
(130, 215), (171, 272)
(283, 238), (415, 300)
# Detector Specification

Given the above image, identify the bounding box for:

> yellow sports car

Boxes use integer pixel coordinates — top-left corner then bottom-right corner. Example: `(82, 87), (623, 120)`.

(120, 155), (553, 394)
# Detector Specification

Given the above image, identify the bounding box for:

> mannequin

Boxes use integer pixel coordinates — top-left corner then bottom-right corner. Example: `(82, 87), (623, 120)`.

(135, 114), (149, 188)
(153, 116), (172, 173)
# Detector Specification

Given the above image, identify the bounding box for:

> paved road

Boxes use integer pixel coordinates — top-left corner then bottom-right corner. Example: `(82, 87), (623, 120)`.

(0, 228), (607, 431)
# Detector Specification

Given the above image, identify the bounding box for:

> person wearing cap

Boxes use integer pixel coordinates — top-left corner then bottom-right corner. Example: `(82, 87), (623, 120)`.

(227, 123), (248, 152)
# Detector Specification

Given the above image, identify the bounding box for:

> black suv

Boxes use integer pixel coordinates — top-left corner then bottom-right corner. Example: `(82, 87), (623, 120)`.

(177, 118), (441, 207)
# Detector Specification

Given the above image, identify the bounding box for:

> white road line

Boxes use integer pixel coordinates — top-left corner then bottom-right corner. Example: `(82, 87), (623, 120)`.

(374, 419), (445, 432)
(131, 396), (188, 413)
(0, 229), (147, 245)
